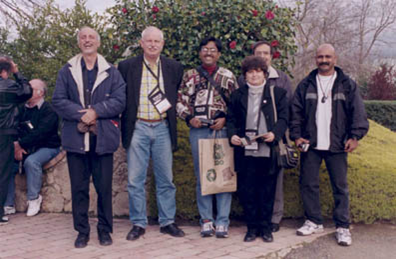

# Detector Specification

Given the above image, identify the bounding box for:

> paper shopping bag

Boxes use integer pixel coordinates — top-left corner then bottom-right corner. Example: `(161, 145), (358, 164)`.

(199, 138), (237, 196)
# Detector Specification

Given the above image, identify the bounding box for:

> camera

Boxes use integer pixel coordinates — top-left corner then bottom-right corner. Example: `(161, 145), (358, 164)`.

(199, 118), (215, 126)
(299, 143), (310, 152)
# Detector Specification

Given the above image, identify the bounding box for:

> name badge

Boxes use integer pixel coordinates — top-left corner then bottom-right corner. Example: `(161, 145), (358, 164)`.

(148, 87), (172, 114)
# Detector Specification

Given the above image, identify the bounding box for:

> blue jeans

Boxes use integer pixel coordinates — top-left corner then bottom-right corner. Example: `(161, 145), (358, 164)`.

(189, 127), (232, 227)
(5, 147), (60, 205)
(127, 120), (176, 228)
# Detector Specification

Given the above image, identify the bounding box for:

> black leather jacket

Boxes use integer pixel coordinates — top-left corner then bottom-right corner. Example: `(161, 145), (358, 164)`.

(0, 73), (32, 135)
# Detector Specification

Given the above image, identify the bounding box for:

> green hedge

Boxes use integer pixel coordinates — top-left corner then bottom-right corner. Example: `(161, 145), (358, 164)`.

(148, 120), (395, 224)
(364, 100), (396, 131)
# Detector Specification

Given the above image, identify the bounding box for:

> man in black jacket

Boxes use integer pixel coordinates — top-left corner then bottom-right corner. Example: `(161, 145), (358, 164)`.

(290, 44), (369, 246)
(118, 26), (185, 240)
(4, 79), (60, 218)
(0, 55), (32, 224)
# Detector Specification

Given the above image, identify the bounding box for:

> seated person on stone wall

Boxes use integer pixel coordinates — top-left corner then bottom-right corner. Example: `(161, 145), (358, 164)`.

(4, 79), (61, 217)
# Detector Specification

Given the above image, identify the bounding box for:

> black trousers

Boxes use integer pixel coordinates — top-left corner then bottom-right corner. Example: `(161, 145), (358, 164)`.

(0, 135), (14, 218)
(237, 156), (278, 232)
(300, 149), (350, 228)
(66, 138), (114, 235)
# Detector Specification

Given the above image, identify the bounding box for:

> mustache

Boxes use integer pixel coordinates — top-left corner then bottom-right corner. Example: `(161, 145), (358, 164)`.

(319, 62), (330, 66)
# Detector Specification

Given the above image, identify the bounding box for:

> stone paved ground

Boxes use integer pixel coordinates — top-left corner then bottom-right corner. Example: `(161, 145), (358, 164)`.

(0, 213), (334, 259)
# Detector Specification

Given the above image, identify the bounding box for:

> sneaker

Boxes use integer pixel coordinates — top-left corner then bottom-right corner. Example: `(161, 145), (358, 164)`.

(215, 226), (229, 238)
(200, 221), (215, 237)
(27, 195), (42, 217)
(4, 206), (16, 215)
(0, 216), (9, 225)
(336, 227), (352, 246)
(296, 220), (324, 236)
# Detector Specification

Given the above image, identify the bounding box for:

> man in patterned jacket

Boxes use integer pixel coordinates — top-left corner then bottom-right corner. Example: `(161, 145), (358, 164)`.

(177, 36), (238, 238)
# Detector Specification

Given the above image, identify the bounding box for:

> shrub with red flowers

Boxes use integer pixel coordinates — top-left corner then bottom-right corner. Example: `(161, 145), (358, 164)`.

(272, 51), (281, 59)
(265, 10), (274, 20)
(110, 0), (296, 76)
(122, 7), (127, 14)
(229, 41), (237, 49)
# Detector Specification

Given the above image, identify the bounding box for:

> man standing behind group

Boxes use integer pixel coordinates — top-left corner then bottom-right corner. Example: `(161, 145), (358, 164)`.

(238, 41), (292, 232)
(0, 56), (32, 225)
(177, 37), (238, 238)
(52, 26), (126, 248)
(118, 26), (185, 241)
(4, 79), (60, 217)
(290, 44), (369, 246)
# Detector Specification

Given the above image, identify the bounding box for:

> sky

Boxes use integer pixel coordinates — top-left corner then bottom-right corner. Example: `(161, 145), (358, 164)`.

(54, 0), (116, 14)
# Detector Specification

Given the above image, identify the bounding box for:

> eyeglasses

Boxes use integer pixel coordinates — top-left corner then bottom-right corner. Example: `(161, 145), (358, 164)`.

(201, 47), (218, 53)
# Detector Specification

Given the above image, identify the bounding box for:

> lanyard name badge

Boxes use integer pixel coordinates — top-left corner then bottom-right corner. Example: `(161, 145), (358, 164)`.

(145, 61), (172, 114)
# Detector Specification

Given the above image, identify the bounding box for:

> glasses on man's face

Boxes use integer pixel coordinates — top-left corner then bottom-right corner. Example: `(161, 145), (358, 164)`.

(201, 47), (218, 53)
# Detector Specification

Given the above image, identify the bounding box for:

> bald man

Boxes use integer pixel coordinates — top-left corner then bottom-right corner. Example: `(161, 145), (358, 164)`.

(4, 79), (61, 218)
(118, 26), (185, 240)
(290, 44), (369, 246)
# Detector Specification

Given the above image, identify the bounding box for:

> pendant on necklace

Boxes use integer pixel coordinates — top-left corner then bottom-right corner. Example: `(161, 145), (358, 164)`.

(321, 96), (327, 103)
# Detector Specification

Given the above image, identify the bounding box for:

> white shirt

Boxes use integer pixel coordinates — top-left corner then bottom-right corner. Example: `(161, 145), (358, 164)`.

(315, 72), (336, 150)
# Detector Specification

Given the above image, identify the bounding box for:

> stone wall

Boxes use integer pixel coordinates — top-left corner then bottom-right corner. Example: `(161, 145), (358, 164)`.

(13, 146), (132, 217)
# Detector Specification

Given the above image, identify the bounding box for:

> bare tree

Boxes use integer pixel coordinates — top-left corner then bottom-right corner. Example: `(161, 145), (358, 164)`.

(0, 0), (42, 23)
(281, 0), (396, 86)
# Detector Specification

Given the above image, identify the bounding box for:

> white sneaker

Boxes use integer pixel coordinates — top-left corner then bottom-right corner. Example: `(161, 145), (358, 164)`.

(200, 221), (215, 237)
(27, 195), (42, 217)
(215, 226), (229, 238)
(4, 206), (16, 215)
(336, 227), (352, 246)
(296, 220), (324, 236)
(0, 216), (9, 225)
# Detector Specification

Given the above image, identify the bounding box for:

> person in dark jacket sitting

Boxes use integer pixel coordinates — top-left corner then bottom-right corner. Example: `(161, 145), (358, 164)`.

(0, 55), (32, 225)
(52, 26), (126, 248)
(4, 79), (61, 218)
(291, 44), (369, 247)
(227, 56), (288, 243)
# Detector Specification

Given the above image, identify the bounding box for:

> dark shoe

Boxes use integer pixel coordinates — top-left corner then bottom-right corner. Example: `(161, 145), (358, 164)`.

(74, 233), (89, 248)
(160, 223), (185, 237)
(244, 231), (257, 242)
(271, 223), (280, 233)
(98, 230), (112, 246)
(261, 231), (274, 243)
(126, 225), (145, 241)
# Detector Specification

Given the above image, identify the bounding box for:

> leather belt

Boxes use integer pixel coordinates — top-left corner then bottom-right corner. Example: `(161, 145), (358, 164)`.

(137, 118), (163, 123)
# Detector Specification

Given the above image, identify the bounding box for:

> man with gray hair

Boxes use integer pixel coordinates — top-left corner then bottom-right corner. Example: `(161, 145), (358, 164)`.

(0, 55), (32, 225)
(290, 43), (369, 246)
(53, 26), (126, 248)
(118, 26), (185, 240)
(4, 79), (61, 217)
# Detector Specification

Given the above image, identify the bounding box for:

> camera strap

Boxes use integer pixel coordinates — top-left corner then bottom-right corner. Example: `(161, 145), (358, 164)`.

(196, 66), (227, 102)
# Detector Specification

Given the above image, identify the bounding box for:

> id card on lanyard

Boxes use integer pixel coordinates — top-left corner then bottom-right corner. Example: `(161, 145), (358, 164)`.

(144, 61), (172, 114)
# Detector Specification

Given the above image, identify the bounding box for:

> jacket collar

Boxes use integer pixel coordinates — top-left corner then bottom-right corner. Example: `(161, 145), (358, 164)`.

(268, 66), (279, 79)
(308, 66), (346, 85)
(67, 53), (110, 107)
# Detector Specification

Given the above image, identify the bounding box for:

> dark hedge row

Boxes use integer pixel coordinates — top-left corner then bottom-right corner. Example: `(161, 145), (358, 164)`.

(364, 101), (396, 131)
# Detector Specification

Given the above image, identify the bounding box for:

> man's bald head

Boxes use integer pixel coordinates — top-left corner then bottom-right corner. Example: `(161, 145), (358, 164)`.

(315, 43), (337, 76)
(316, 44), (336, 57)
